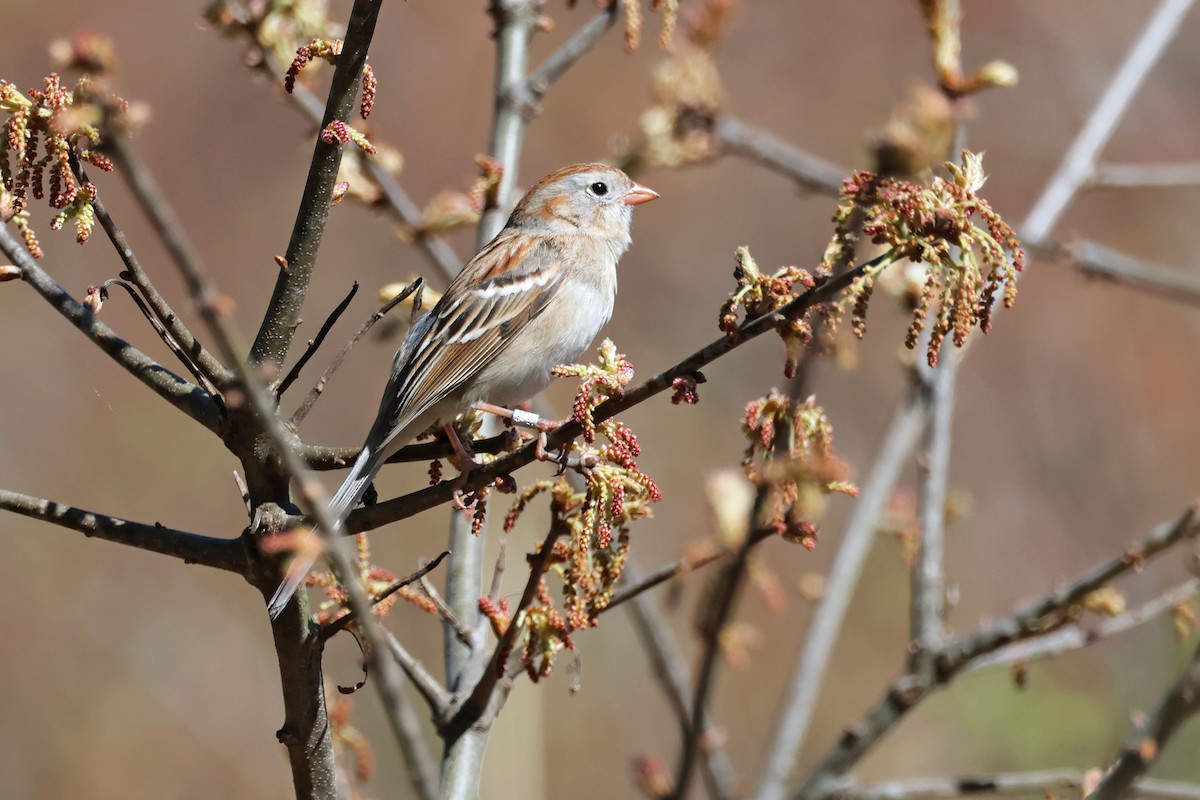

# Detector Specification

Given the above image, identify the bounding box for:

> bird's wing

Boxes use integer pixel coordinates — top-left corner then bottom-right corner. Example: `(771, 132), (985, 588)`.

(372, 232), (564, 452)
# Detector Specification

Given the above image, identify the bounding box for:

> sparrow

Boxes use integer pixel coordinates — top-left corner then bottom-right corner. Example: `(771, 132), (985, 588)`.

(267, 162), (658, 619)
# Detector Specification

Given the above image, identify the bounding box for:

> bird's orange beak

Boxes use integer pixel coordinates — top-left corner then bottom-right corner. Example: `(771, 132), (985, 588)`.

(623, 181), (660, 206)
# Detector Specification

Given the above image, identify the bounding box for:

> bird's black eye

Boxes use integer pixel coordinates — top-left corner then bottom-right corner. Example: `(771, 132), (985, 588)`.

(589, 181), (609, 196)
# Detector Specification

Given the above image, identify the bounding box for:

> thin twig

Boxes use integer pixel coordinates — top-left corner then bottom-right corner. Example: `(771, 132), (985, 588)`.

(1066, 239), (1200, 308)
(966, 578), (1200, 672)
(625, 560), (740, 800)
(792, 503), (1200, 800)
(755, 388), (928, 800)
(276, 281), (360, 396)
(506, 2), (620, 116)
(840, 769), (1200, 800)
(1090, 160), (1200, 189)
(0, 225), (221, 431)
(715, 116), (847, 196)
(1020, 0), (1196, 239)
(101, 134), (234, 387)
(1092, 637), (1200, 800)
(383, 630), (453, 714)
(605, 545), (729, 612)
(418, 568), (475, 647)
(320, 551), (451, 641)
(0, 488), (245, 572)
(300, 430), (516, 470)
(99, 278), (220, 396)
(289, 277), (422, 426)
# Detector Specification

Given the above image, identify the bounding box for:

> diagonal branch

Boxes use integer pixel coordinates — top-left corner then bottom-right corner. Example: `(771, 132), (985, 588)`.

(506, 2), (620, 116)
(75, 157), (230, 391)
(1092, 637), (1200, 800)
(841, 769), (1200, 800)
(0, 225), (222, 432)
(1020, 0), (1196, 239)
(276, 281), (359, 397)
(967, 578), (1200, 673)
(289, 276), (422, 427)
(249, 0), (385, 369)
(99, 135), (235, 387)
(624, 559), (740, 800)
(715, 116), (846, 196)
(791, 502), (1200, 800)
(0, 488), (245, 572)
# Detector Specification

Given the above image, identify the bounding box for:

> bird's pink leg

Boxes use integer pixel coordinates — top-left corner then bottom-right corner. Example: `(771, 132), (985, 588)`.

(444, 423), (481, 511)
(473, 401), (568, 432)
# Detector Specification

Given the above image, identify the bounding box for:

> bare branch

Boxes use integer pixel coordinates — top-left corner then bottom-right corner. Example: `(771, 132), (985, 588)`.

(0, 488), (245, 573)
(967, 579), (1200, 672)
(320, 551), (451, 641)
(248, 0), (385, 369)
(715, 116), (846, 196)
(289, 277), (422, 427)
(276, 281), (359, 396)
(941, 503), (1200, 668)
(1090, 160), (1200, 189)
(507, 2), (620, 116)
(0, 225), (222, 432)
(99, 135), (234, 386)
(1021, 0), (1196, 239)
(911, 354), (957, 663)
(383, 630), (453, 714)
(99, 278), (220, 396)
(625, 560), (740, 800)
(792, 503), (1200, 800)
(1093, 638), (1200, 800)
(840, 770), (1200, 800)
(1065, 239), (1200, 308)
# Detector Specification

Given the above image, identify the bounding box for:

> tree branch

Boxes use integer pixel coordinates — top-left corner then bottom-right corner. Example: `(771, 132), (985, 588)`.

(1092, 637), (1200, 800)
(838, 770), (1200, 800)
(1090, 160), (1200, 189)
(715, 116), (846, 196)
(1020, 0), (1196, 240)
(966, 578), (1200, 673)
(0, 225), (222, 432)
(0, 488), (245, 572)
(100, 134), (235, 386)
(506, 2), (620, 117)
(910, 354), (956, 665)
(792, 502), (1200, 800)
(1065, 239), (1200, 308)
(625, 560), (740, 800)
(276, 281), (359, 397)
(249, 0), (385, 369)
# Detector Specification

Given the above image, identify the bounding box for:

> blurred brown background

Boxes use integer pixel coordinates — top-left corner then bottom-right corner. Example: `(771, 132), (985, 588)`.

(3, 1), (1200, 798)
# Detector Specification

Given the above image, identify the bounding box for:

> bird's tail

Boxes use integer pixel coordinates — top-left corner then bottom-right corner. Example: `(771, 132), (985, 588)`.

(265, 446), (383, 620)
